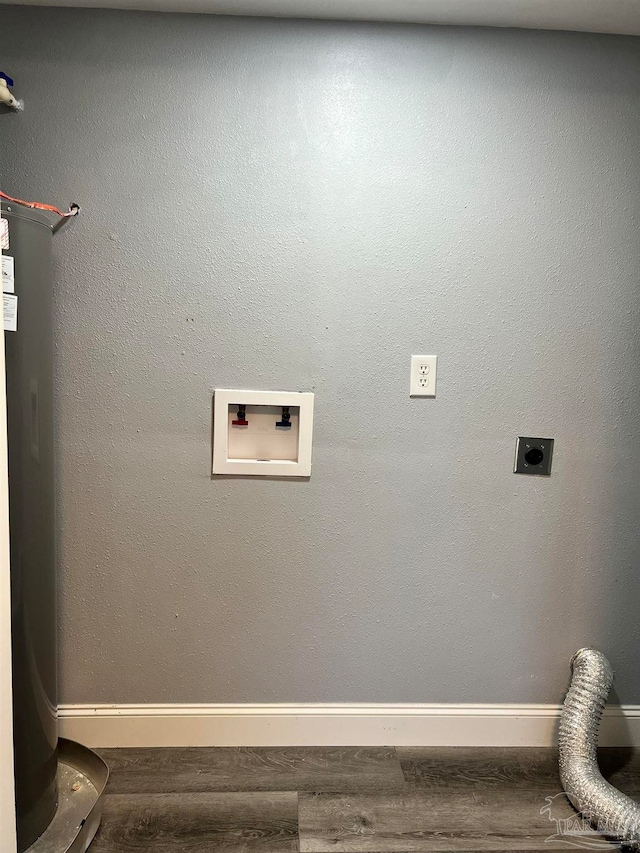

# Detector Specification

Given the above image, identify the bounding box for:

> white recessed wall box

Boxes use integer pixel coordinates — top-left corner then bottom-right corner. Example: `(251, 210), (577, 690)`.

(212, 389), (315, 477)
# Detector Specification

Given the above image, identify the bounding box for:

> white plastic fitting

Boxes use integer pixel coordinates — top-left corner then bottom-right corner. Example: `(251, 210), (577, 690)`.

(0, 78), (21, 110)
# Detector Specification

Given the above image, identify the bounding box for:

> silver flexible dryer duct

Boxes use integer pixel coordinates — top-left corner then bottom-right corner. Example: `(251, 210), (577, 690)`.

(559, 647), (640, 848)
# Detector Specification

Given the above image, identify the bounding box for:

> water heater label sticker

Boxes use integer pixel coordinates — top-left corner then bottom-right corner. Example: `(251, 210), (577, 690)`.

(0, 218), (8, 250)
(2, 256), (14, 293)
(3, 294), (17, 332)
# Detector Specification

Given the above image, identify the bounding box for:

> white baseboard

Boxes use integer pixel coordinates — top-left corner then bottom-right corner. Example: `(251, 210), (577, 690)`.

(57, 703), (640, 748)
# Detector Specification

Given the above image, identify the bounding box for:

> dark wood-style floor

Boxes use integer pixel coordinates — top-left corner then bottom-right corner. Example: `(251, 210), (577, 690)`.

(89, 746), (640, 852)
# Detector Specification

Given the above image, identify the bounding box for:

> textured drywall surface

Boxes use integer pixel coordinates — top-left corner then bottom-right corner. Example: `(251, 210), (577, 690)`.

(2, 8), (640, 704)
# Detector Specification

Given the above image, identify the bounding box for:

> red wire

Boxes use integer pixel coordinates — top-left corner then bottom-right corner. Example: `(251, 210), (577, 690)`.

(0, 190), (76, 218)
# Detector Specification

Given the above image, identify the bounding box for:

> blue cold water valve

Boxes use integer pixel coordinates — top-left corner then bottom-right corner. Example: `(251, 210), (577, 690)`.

(0, 73), (22, 110)
(276, 407), (291, 428)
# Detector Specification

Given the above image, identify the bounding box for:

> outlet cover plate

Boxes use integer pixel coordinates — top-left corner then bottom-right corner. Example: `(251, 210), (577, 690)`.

(514, 437), (554, 475)
(410, 355), (437, 397)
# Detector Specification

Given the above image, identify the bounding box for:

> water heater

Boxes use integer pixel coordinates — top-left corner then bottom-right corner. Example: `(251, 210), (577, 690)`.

(3, 204), (58, 851)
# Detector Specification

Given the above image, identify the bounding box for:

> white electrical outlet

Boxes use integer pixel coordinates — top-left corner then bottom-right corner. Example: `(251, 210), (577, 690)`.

(410, 355), (437, 397)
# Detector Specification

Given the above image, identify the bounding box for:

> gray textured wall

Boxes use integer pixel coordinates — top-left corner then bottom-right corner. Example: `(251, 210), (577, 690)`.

(2, 6), (640, 705)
